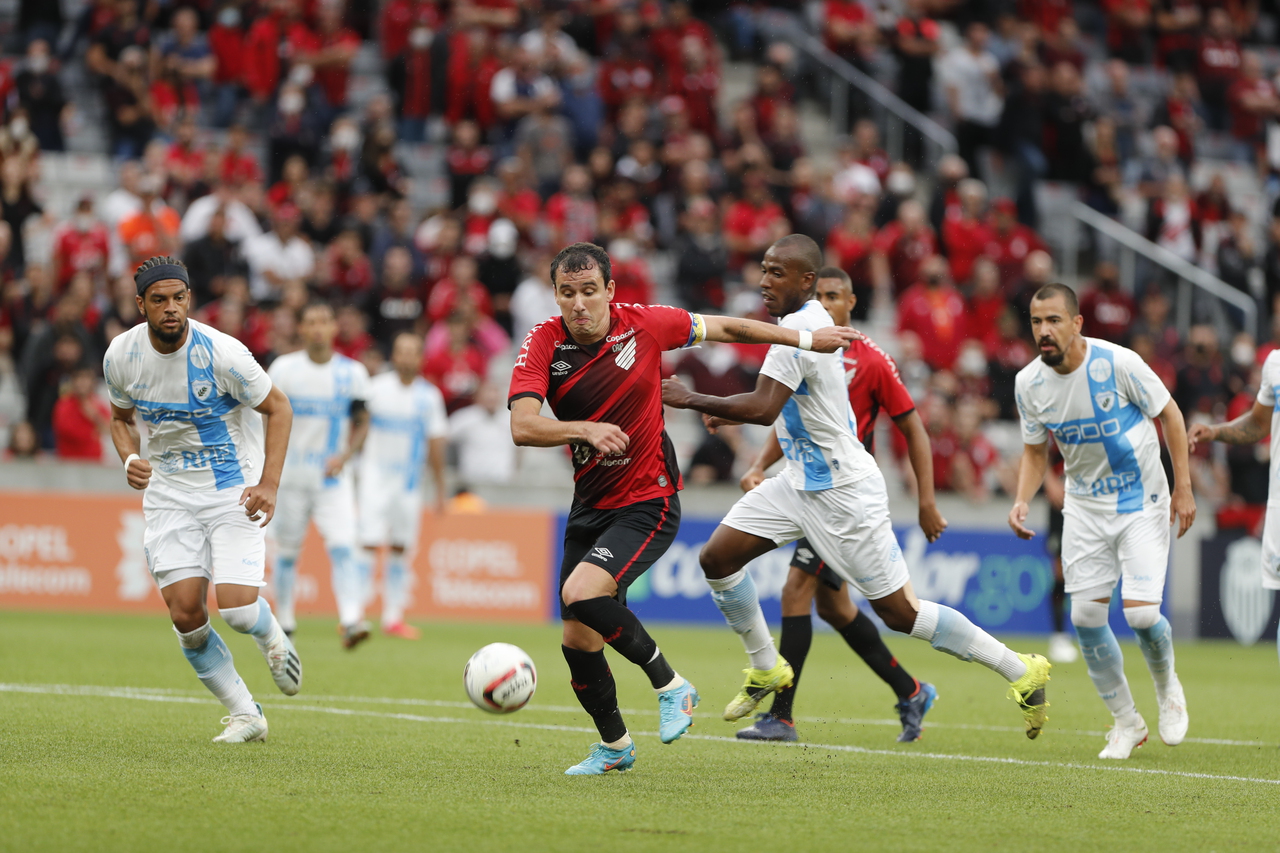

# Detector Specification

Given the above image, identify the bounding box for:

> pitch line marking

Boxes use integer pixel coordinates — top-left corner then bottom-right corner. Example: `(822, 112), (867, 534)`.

(3, 683), (1278, 787)
(1, 682), (1262, 748)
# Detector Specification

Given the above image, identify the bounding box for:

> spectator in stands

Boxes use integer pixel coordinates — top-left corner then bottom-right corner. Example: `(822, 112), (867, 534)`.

(102, 45), (156, 160)
(1228, 51), (1280, 167)
(320, 228), (375, 300)
(362, 246), (423, 351)
(985, 198), (1046, 293)
(1128, 125), (1185, 198)
(986, 305), (1034, 421)
(52, 365), (110, 462)
(898, 255), (966, 372)
(1147, 174), (1200, 265)
(509, 251), (556, 343)
(5, 420), (38, 460)
(1079, 261), (1135, 344)
(208, 4), (246, 128)
(1197, 8), (1242, 132)
(422, 309), (488, 414)
(997, 61), (1047, 226)
(1154, 72), (1205, 167)
(544, 164), (598, 249)
(672, 196), (727, 311)
(1044, 61), (1093, 184)
(446, 27), (501, 136)
(23, 300), (91, 449)
(966, 257), (1006, 344)
(1103, 0), (1152, 65)
(1083, 115), (1125, 215)
(490, 46), (560, 152)
(943, 22), (1004, 182)
(824, 201), (876, 317)
(386, 26), (435, 143)
(183, 205), (247, 306)
(1092, 58), (1142, 162)
(267, 81), (326, 179)
(892, 0), (940, 167)
(1154, 0), (1201, 72)
(1176, 324), (1231, 416)
(308, 2), (361, 115)
(118, 173), (179, 270)
(723, 166), (786, 270)
(244, 202), (314, 301)
(449, 382), (516, 486)
(16, 40), (68, 152)
(516, 101), (574, 199)
(1217, 210), (1260, 314)
(51, 197), (110, 293)
(86, 0), (151, 83)
(154, 7), (214, 98)
(446, 120), (494, 212)
(942, 178), (990, 287)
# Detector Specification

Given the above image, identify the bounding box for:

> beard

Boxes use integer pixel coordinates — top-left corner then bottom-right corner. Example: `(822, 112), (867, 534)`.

(1039, 346), (1065, 367)
(149, 317), (188, 345)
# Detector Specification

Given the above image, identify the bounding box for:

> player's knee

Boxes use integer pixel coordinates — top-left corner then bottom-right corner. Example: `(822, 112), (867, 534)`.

(169, 603), (208, 634)
(1070, 598), (1110, 629)
(1123, 604), (1163, 630)
(698, 543), (735, 579)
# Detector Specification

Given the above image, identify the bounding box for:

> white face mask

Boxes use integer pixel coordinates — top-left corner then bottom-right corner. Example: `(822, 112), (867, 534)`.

(409, 28), (432, 50)
(333, 127), (360, 150)
(280, 92), (305, 115)
(8, 118), (28, 139)
(1232, 342), (1256, 367)
(288, 64), (314, 87)
(957, 347), (988, 377)
(468, 192), (497, 216)
(28, 55), (49, 74)
(74, 214), (94, 233)
(217, 7), (240, 26)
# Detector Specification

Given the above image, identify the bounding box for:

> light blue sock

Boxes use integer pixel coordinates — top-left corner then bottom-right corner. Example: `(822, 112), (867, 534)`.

(1132, 616), (1176, 694)
(357, 550), (376, 607)
(273, 555), (298, 632)
(383, 553), (412, 624)
(219, 597), (278, 642)
(909, 600), (1025, 681)
(329, 545), (363, 626)
(706, 569), (776, 670)
(176, 622), (257, 716)
(1076, 623), (1139, 723)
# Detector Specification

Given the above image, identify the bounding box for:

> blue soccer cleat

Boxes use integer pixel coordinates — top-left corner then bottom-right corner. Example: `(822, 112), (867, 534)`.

(735, 713), (798, 743)
(895, 681), (938, 742)
(564, 741), (636, 775)
(657, 679), (699, 744)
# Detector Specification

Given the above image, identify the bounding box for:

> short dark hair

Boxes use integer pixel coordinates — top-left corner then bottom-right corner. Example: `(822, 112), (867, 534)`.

(816, 266), (852, 289)
(133, 255), (188, 287)
(771, 234), (823, 276)
(1031, 282), (1080, 316)
(550, 242), (611, 286)
(297, 300), (335, 324)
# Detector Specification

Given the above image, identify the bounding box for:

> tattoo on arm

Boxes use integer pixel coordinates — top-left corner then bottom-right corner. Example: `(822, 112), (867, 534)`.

(1214, 414), (1269, 445)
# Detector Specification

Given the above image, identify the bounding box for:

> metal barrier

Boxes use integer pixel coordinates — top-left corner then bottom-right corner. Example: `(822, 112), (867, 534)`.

(1061, 200), (1259, 339)
(771, 16), (957, 162)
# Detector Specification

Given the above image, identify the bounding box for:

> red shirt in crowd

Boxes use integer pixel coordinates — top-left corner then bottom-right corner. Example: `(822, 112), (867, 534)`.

(966, 290), (1007, 344)
(243, 14), (317, 100)
(1229, 75), (1276, 141)
(942, 216), (992, 286)
(825, 225), (874, 289)
(220, 150), (262, 185)
(208, 22), (244, 85)
(422, 341), (488, 413)
(897, 281), (966, 371)
(873, 221), (937, 296)
(545, 193), (599, 247)
(600, 58), (657, 115)
(380, 0), (442, 60)
(984, 224), (1047, 292)
(427, 278), (493, 324)
(52, 395), (108, 461)
(611, 258), (655, 305)
(1080, 288), (1137, 343)
(724, 199), (786, 267)
(51, 222), (110, 289)
(508, 302), (697, 509)
(667, 66), (720, 136)
(313, 26), (361, 107)
(1197, 35), (1241, 87)
(824, 1), (871, 54)
(445, 33), (501, 130)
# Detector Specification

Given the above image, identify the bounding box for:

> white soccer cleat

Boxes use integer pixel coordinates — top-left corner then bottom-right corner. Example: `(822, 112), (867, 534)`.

(1098, 717), (1148, 759)
(212, 703), (268, 744)
(1047, 632), (1079, 664)
(1158, 679), (1189, 746)
(258, 625), (302, 696)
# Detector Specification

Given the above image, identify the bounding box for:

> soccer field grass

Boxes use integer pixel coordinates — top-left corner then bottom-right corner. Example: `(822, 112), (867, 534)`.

(2, 612), (1278, 853)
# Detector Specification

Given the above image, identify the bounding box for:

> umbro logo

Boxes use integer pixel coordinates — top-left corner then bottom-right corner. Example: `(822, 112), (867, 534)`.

(551, 360), (572, 375)
(614, 337), (637, 370)
(592, 547), (613, 561)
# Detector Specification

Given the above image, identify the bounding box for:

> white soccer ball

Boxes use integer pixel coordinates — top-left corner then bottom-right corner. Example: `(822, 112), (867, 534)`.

(464, 643), (537, 714)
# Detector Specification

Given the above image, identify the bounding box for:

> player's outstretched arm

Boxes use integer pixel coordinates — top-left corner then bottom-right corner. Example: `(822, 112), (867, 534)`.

(428, 436), (448, 514)
(1157, 399), (1197, 539)
(243, 385), (293, 527)
(110, 403), (152, 491)
(1008, 441), (1049, 540)
(661, 372), (793, 427)
(1188, 401), (1271, 450)
(740, 426), (784, 492)
(893, 409), (947, 542)
(509, 397), (629, 453)
(700, 314), (861, 353)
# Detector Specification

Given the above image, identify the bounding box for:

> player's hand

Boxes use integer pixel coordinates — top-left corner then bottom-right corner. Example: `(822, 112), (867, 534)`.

(1186, 422), (1214, 453)
(811, 326), (864, 353)
(1008, 501), (1035, 540)
(919, 503), (948, 542)
(661, 376), (693, 408)
(240, 481), (278, 528)
(1170, 484), (1196, 539)
(323, 454), (347, 478)
(580, 421), (629, 455)
(702, 413), (742, 434)
(740, 467), (766, 493)
(126, 457), (152, 491)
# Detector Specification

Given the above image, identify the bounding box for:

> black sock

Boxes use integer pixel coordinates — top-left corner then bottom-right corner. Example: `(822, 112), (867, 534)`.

(768, 615), (813, 722)
(1051, 578), (1067, 633)
(562, 645), (627, 743)
(837, 612), (918, 700)
(566, 597), (676, 689)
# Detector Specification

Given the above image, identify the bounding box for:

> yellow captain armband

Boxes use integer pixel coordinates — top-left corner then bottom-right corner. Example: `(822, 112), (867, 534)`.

(688, 313), (707, 346)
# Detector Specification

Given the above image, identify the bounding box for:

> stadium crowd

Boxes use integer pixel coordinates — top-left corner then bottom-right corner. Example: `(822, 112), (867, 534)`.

(0, 0), (1277, 522)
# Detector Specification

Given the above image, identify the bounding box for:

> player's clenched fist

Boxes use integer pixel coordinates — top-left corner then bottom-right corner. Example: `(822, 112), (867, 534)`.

(240, 482), (279, 527)
(580, 422), (629, 455)
(126, 457), (152, 490)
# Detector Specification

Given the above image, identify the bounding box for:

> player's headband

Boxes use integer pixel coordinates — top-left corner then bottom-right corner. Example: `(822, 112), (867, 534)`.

(135, 263), (190, 297)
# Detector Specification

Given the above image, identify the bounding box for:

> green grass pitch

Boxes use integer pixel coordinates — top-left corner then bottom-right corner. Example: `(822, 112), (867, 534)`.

(2, 611), (1278, 853)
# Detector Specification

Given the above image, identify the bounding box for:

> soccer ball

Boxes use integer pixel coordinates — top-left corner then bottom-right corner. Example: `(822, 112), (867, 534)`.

(464, 643), (537, 714)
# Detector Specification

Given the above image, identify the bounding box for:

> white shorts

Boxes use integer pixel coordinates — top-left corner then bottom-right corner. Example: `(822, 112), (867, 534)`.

(271, 479), (357, 555)
(357, 475), (421, 550)
(720, 471), (910, 601)
(1261, 503), (1280, 590)
(1061, 498), (1171, 602)
(142, 479), (266, 590)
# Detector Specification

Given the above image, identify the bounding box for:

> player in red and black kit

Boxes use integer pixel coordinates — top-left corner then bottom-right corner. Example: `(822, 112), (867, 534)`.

(508, 243), (857, 775)
(735, 266), (949, 743)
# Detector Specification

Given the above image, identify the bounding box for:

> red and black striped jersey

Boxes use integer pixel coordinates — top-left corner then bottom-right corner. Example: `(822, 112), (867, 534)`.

(508, 303), (701, 509)
(844, 336), (916, 453)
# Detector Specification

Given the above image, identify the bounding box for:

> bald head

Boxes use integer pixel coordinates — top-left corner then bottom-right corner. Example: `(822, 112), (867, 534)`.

(770, 234), (823, 277)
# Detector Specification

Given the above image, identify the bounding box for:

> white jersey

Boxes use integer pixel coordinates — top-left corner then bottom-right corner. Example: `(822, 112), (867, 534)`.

(104, 318), (272, 492)
(760, 299), (878, 491)
(269, 351), (370, 490)
(1255, 350), (1280, 505)
(1016, 337), (1171, 514)
(360, 372), (448, 492)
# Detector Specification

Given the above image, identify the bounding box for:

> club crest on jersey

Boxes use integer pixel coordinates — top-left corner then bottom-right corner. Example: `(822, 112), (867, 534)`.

(192, 380), (213, 400)
(551, 360), (572, 375)
(1088, 358), (1112, 383)
(614, 337), (637, 370)
(189, 344), (212, 370)
(1094, 391), (1115, 412)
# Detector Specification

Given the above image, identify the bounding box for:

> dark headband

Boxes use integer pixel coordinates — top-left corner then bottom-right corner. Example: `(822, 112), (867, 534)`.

(136, 263), (190, 297)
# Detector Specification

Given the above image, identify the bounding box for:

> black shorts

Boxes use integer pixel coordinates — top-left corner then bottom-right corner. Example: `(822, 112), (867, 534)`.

(1046, 506), (1064, 559)
(790, 536), (845, 591)
(559, 494), (681, 620)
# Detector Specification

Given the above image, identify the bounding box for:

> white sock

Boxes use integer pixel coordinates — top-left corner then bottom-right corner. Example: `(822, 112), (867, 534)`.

(707, 570), (777, 670)
(654, 672), (685, 693)
(603, 733), (632, 750)
(910, 600), (1026, 682)
(176, 622), (257, 717)
(382, 551), (414, 625)
(329, 545), (364, 626)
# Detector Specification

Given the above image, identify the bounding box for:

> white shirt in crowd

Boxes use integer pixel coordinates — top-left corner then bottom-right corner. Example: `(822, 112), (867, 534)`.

(244, 231), (315, 301)
(180, 195), (264, 245)
(449, 400), (515, 485)
(942, 47), (1004, 126)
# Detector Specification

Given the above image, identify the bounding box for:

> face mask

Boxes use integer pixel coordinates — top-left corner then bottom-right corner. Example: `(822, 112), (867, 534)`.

(958, 348), (988, 377)
(887, 170), (915, 196)
(8, 118), (28, 139)
(74, 214), (93, 233)
(333, 127), (360, 150)
(1232, 342), (1255, 367)
(409, 28), (432, 50)
(28, 55), (49, 74)
(280, 92), (305, 115)
(288, 64), (314, 87)
(217, 7), (240, 26)
(468, 192), (496, 216)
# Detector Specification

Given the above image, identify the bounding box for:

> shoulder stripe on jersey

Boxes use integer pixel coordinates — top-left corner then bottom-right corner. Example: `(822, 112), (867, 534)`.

(187, 325), (245, 490)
